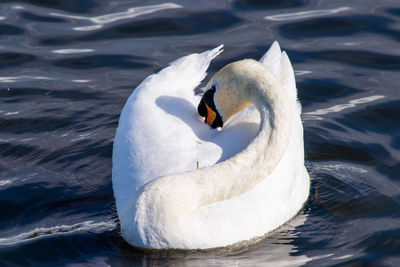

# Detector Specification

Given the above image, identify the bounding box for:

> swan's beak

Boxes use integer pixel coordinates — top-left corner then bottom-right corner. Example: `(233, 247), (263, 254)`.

(198, 87), (223, 128)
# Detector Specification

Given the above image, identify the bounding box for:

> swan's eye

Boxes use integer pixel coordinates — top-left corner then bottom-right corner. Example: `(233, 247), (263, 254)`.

(197, 86), (223, 128)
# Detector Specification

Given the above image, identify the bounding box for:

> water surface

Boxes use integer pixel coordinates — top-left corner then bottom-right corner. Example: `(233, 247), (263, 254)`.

(1, 0), (400, 266)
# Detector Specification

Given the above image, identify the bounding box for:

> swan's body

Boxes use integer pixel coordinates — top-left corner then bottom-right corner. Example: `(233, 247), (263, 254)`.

(112, 42), (310, 249)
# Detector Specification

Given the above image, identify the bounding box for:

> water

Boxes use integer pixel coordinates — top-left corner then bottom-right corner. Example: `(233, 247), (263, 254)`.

(1, 0), (399, 265)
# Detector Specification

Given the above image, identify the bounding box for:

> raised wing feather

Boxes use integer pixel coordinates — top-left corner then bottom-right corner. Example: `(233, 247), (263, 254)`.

(259, 41), (298, 106)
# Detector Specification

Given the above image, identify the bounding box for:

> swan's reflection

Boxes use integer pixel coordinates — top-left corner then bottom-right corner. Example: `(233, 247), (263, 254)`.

(110, 211), (311, 266)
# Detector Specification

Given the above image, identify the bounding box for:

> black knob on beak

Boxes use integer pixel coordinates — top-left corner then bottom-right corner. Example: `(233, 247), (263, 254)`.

(197, 86), (223, 128)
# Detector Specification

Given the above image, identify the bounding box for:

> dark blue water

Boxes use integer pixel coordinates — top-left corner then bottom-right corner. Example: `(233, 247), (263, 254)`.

(1, 0), (399, 265)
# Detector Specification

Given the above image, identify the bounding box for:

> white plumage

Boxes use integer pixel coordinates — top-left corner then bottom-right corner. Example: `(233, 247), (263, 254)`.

(112, 42), (310, 249)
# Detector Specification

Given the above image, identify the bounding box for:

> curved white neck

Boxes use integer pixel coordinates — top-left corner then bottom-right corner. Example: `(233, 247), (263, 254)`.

(195, 69), (293, 205)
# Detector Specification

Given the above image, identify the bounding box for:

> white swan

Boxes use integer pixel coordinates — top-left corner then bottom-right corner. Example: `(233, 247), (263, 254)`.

(112, 42), (310, 249)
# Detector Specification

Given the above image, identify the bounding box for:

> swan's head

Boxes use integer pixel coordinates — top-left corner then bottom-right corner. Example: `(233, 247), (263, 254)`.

(198, 59), (256, 128)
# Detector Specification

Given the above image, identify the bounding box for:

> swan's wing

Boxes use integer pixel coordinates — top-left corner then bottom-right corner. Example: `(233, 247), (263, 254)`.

(113, 46), (223, 215)
(260, 41), (299, 110)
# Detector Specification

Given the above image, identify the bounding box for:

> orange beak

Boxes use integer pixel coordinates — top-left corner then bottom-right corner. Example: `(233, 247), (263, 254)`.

(205, 103), (217, 126)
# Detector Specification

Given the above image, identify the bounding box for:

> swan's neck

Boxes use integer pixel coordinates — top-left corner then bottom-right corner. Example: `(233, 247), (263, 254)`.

(195, 66), (293, 205)
(250, 69), (292, 180)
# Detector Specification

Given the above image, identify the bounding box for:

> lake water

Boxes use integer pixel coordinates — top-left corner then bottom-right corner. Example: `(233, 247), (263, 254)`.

(1, 0), (400, 266)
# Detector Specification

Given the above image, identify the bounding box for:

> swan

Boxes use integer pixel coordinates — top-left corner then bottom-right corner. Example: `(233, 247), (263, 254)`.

(112, 42), (310, 249)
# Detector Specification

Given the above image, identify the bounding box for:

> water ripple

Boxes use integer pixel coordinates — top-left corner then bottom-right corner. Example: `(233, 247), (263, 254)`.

(0, 24), (24, 35)
(3, 0), (99, 14)
(0, 117), (79, 134)
(52, 55), (150, 69)
(305, 95), (385, 118)
(279, 15), (399, 40)
(0, 53), (35, 68)
(40, 10), (243, 46)
(0, 76), (52, 83)
(298, 79), (363, 108)
(52, 48), (95, 54)
(51, 3), (184, 31)
(234, 0), (304, 10)
(0, 0), (399, 265)
(19, 11), (67, 23)
(289, 49), (400, 70)
(265, 7), (350, 21)
(0, 220), (115, 246)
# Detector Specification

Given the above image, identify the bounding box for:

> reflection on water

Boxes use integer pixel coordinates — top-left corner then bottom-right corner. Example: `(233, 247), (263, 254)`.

(0, 220), (115, 246)
(304, 94), (385, 118)
(111, 213), (313, 267)
(51, 3), (183, 31)
(265, 6), (350, 21)
(0, 0), (400, 266)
